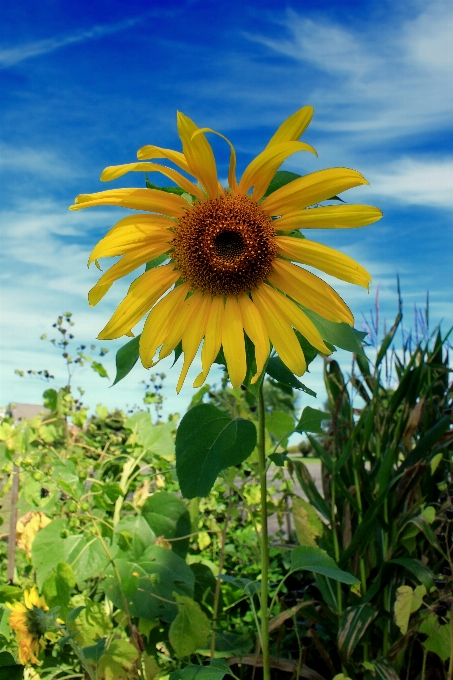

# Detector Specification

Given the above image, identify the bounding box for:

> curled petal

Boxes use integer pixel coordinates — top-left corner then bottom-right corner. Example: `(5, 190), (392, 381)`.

(140, 283), (190, 368)
(136, 145), (191, 174)
(238, 141), (317, 202)
(176, 294), (212, 392)
(237, 294), (270, 383)
(194, 127), (238, 192)
(69, 188), (188, 218)
(193, 296), (225, 388)
(177, 112), (219, 199)
(159, 291), (204, 359)
(100, 162), (205, 201)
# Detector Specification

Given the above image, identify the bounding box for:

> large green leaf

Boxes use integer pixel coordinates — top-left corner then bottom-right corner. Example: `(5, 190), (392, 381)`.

(419, 614), (451, 661)
(112, 335), (140, 386)
(291, 546), (359, 584)
(142, 491), (191, 558)
(115, 515), (156, 561)
(338, 604), (378, 662)
(266, 410), (294, 443)
(175, 404), (257, 498)
(0, 652), (24, 680)
(389, 557), (433, 589)
(103, 545), (194, 623)
(32, 519), (110, 588)
(169, 594), (211, 658)
(125, 411), (175, 459)
(42, 562), (76, 618)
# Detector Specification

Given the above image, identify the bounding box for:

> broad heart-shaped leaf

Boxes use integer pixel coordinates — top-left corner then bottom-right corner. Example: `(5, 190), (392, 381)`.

(169, 594), (211, 658)
(103, 544), (194, 623)
(291, 546), (359, 584)
(169, 660), (232, 679)
(338, 604), (378, 662)
(302, 309), (367, 355)
(113, 335), (140, 386)
(32, 519), (110, 588)
(96, 639), (139, 680)
(125, 410), (175, 459)
(114, 515), (156, 561)
(295, 406), (330, 434)
(266, 356), (316, 397)
(0, 652), (24, 680)
(419, 614), (452, 662)
(175, 404), (257, 498)
(142, 491), (191, 558)
(42, 562), (76, 618)
(266, 410), (294, 443)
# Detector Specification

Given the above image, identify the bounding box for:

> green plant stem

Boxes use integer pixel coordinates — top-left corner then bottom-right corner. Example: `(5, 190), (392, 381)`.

(448, 609), (453, 680)
(257, 381), (270, 680)
(331, 461), (342, 618)
(67, 637), (96, 680)
(210, 496), (232, 659)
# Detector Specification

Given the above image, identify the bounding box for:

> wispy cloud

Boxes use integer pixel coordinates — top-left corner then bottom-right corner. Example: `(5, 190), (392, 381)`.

(0, 16), (144, 68)
(244, 0), (453, 140)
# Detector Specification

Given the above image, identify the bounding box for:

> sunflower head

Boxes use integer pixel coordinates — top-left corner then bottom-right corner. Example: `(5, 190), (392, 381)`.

(71, 106), (382, 392)
(7, 588), (54, 666)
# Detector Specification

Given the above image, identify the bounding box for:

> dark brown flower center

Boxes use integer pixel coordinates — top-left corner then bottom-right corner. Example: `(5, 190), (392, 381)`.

(171, 194), (277, 296)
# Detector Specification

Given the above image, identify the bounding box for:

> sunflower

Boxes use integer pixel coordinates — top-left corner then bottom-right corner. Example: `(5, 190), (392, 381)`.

(7, 588), (49, 665)
(70, 106), (382, 391)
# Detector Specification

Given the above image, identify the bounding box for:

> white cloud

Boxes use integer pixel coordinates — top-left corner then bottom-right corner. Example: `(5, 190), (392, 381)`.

(0, 16), (144, 68)
(245, 0), (453, 140)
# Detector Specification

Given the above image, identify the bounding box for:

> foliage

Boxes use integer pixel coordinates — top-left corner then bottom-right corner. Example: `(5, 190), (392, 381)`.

(1, 300), (452, 680)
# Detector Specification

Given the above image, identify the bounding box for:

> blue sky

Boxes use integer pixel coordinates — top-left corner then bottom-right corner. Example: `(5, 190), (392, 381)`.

(1, 0), (452, 417)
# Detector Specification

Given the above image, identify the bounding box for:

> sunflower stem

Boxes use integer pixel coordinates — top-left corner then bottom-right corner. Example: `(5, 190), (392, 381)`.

(257, 381), (270, 680)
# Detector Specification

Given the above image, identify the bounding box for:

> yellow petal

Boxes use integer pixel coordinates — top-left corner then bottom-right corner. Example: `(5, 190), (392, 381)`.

(89, 225), (170, 264)
(275, 204), (383, 230)
(237, 293), (270, 383)
(193, 295), (225, 388)
(276, 236), (372, 288)
(267, 258), (353, 324)
(159, 291), (204, 359)
(177, 112), (219, 199)
(136, 144), (191, 174)
(221, 296), (246, 388)
(69, 188), (188, 218)
(100, 162), (205, 201)
(237, 141), (317, 202)
(97, 264), (179, 339)
(265, 105), (314, 147)
(140, 283), (190, 368)
(252, 285), (307, 376)
(88, 243), (171, 307)
(257, 283), (331, 355)
(176, 294), (212, 392)
(260, 168), (369, 216)
(195, 128), (238, 192)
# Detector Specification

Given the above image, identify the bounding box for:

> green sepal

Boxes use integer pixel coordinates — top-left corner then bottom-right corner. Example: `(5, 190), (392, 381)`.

(112, 335), (141, 386)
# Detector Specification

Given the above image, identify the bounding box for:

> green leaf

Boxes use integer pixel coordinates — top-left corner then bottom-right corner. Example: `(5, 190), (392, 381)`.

(0, 652), (24, 680)
(291, 546), (359, 584)
(375, 312), (402, 368)
(0, 586), (22, 604)
(302, 309), (367, 354)
(268, 452), (290, 467)
(115, 515), (156, 561)
(32, 519), (110, 588)
(97, 639), (139, 680)
(394, 586), (414, 635)
(266, 356), (316, 396)
(42, 562), (76, 617)
(43, 388), (58, 411)
(266, 410), (294, 443)
(82, 637), (106, 663)
(337, 604), (378, 662)
(142, 491), (191, 558)
(175, 404), (257, 498)
(169, 593), (211, 658)
(263, 170), (302, 198)
(67, 600), (112, 647)
(293, 461), (331, 520)
(113, 335), (141, 386)
(91, 361), (108, 379)
(389, 557), (433, 589)
(146, 178), (186, 196)
(103, 545), (194, 623)
(419, 614), (451, 661)
(292, 497), (323, 546)
(295, 406), (329, 434)
(370, 658), (400, 680)
(169, 660), (233, 679)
